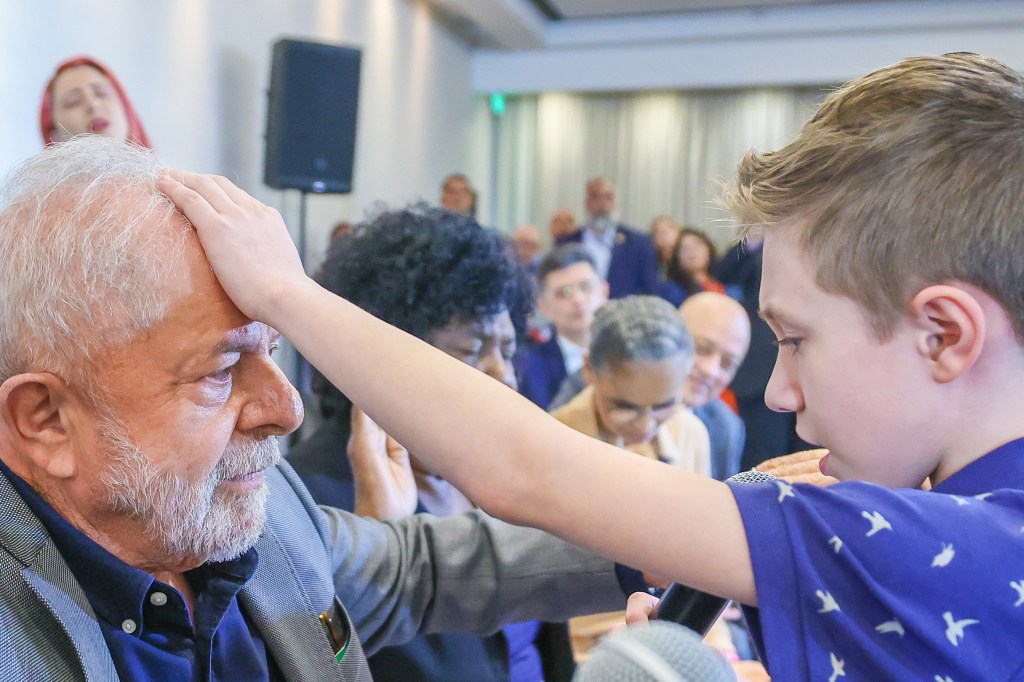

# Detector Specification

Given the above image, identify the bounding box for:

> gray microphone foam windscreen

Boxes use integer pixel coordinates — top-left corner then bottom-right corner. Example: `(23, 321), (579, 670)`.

(572, 620), (736, 682)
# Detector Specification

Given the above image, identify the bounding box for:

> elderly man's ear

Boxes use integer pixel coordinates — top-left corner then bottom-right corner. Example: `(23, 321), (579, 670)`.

(0, 374), (80, 479)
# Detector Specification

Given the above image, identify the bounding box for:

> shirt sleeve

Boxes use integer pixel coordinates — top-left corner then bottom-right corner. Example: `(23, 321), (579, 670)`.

(728, 479), (1024, 681)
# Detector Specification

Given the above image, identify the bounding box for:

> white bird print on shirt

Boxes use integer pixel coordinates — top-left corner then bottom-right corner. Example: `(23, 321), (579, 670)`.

(951, 496), (970, 506)
(1010, 580), (1024, 607)
(943, 611), (979, 646)
(935, 676), (954, 682)
(828, 535), (843, 553)
(974, 492), (993, 501)
(776, 480), (795, 503)
(875, 618), (905, 637)
(816, 590), (840, 613)
(931, 543), (955, 568)
(828, 652), (846, 682)
(862, 510), (892, 537)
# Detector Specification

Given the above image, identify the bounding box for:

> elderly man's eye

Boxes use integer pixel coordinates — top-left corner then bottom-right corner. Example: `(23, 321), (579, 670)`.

(208, 367), (234, 383)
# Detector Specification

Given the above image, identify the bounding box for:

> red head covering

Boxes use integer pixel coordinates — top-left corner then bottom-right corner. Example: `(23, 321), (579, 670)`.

(40, 55), (151, 148)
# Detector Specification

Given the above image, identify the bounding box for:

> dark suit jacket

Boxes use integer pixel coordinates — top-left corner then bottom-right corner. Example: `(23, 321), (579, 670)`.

(287, 410), (577, 682)
(519, 335), (568, 412)
(713, 242), (774, 398)
(693, 398), (746, 482)
(558, 225), (659, 299)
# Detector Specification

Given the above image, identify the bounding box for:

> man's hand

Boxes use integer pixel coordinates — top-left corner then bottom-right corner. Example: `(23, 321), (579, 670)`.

(157, 171), (313, 324)
(625, 592), (771, 680)
(349, 407), (418, 520)
(756, 448), (837, 486)
(624, 591), (660, 626)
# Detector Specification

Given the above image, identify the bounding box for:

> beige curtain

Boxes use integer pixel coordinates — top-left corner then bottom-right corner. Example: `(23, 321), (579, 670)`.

(485, 86), (829, 247)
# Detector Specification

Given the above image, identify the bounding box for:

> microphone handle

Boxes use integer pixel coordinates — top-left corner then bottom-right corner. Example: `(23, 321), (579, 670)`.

(655, 582), (729, 636)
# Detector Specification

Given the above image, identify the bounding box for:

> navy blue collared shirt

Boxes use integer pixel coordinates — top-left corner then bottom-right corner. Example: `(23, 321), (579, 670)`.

(0, 460), (276, 682)
(730, 437), (1024, 680)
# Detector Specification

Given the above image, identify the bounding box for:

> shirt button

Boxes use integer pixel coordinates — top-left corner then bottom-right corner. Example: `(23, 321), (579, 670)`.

(149, 592), (168, 606)
(121, 619), (137, 634)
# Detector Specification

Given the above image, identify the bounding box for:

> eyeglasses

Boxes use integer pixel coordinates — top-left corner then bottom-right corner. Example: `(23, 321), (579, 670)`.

(602, 398), (682, 423)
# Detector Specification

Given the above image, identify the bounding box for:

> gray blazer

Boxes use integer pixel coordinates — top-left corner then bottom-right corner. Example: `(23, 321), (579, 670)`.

(0, 462), (625, 681)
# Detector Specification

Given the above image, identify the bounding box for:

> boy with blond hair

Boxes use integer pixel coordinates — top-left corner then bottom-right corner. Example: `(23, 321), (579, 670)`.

(167, 52), (1024, 680)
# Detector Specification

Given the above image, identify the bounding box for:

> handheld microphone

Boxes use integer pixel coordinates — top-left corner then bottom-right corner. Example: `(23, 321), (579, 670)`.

(572, 620), (735, 682)
(656, 468), (775, 635)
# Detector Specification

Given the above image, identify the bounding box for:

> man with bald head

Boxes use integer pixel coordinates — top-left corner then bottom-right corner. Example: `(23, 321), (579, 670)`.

(0, 138), (635, 681)
(547, 208), (576, 242)
(510, 223), (542, 273)
(557, 178), (658, 299)
(679, 292), (752, 480)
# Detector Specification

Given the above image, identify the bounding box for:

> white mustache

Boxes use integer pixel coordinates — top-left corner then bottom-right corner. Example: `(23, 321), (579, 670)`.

(214, 438), (281, 482)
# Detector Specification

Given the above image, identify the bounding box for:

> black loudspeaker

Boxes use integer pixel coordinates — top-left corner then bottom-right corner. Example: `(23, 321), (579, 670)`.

(264, 39), (361, 193)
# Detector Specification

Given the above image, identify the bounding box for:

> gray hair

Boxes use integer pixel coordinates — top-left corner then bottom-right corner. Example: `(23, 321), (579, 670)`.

(0, 137), (188, 390)
(588, 296), (693, 373)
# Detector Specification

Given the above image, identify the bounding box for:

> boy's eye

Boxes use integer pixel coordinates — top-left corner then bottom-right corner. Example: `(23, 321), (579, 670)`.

(773, 337), (803, 353)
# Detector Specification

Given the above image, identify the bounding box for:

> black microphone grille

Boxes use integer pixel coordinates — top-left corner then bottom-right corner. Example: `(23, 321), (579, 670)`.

(572, 621), (736, 682)
(726, 468), (775, 485)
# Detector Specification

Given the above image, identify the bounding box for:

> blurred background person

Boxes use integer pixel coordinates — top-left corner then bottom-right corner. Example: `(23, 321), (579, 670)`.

(678, 292), (750, 482)
(677, 227), (726, 294)
(715, 236), (810, 470)
(287, 205), (576, 682)
(520, 245), (608, 411)
(510, 223), (543, 275)
(328, 219), (353, 245)
(548, 296), (722, 660)
(440, 172), (476, 217)
(548, 207), (577, 242)
(557, 177), (658, 299)
(648, 215), (681, 276)
(659, 227), (727, 306)
(40, 55), (150, 147)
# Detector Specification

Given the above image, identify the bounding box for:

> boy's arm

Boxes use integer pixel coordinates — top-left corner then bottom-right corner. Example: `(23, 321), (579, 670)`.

(158, 172), (758, 605)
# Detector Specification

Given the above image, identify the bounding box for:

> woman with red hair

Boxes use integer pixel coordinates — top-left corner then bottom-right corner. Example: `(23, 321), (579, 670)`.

(40, 56), (151, 147)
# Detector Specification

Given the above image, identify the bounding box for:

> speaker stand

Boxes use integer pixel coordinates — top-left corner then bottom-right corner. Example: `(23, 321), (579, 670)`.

(290, 189), (313, 447)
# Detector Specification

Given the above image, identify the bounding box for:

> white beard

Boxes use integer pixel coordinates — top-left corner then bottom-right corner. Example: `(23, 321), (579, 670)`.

(98, 416), (280, 565)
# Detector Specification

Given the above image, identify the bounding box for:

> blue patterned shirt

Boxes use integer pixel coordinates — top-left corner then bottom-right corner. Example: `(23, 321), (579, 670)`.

(730, 437), (1024, 681)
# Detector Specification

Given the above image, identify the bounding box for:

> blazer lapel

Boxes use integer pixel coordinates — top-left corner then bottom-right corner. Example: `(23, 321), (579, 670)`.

(240, 526), (368, 682)
(1, 473), (117, 682)
(22, 553), (119, 682)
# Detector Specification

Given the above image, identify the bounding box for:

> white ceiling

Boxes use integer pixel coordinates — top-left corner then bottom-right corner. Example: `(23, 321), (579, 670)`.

(425, 0), (953, 49)
(538, 0), (858, 20)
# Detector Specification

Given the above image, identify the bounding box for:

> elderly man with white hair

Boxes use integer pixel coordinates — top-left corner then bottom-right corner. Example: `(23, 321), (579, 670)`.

(0, 138), (632, 682)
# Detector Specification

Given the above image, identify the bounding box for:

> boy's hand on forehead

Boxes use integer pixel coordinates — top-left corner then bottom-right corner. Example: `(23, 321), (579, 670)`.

(756, 448), (837, 486)
(157, 171), (312, 325)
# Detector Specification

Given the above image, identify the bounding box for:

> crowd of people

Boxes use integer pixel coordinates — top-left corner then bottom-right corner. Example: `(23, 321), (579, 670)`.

(4, 50), (1023, 682)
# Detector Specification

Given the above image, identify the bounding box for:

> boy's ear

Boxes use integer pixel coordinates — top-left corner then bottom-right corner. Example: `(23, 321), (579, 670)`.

(0, 373), (80, 479)
(907, 285), (985, 383)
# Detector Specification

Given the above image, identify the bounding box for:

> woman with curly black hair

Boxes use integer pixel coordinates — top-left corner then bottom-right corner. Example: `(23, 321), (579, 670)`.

(287, 204), (574, 682)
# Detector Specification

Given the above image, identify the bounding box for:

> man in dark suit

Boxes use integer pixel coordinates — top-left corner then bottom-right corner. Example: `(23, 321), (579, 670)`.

(678, 292), (751, 481)
(557, 177), (659, 299)
(715, 238), (810, 470)
(520, 246), (608, 410)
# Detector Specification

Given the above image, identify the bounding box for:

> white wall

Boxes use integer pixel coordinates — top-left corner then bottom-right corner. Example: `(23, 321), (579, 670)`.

(0, 0), (476, 267)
